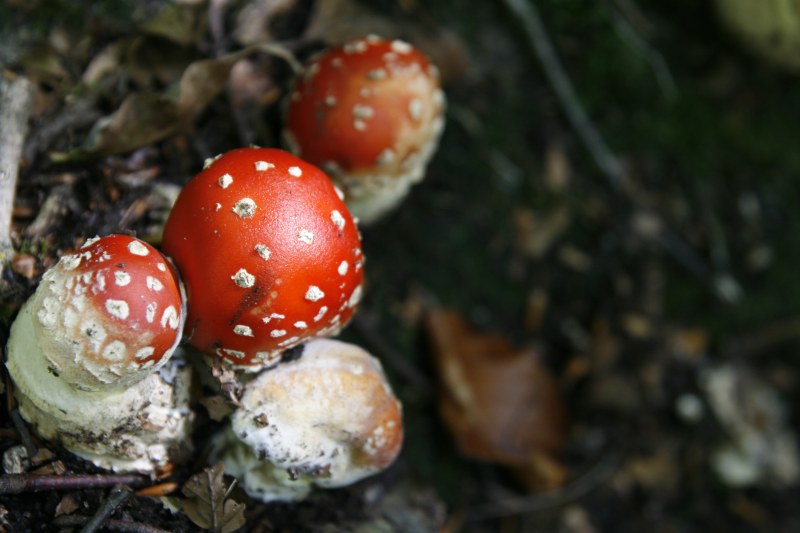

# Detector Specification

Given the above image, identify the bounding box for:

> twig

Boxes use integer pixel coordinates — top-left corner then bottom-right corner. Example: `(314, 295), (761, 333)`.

(53, 515), (171, 533)
(23, 97), (101, 164)
(466, 452), (620, 522)
(9, 409), (37, 459)
(722, 316), (800, 359)
(610, 4), (677, 100)
(501, 0), (625, 188)
(0, 71), (34, 263)
(352, 312), (434, 395)
(22, 183), (74, 238)
(501, 1), (731, 300)
(208, 0), (231, 58)
(0, 473), (147, 495)
(81, 484), (133, 533)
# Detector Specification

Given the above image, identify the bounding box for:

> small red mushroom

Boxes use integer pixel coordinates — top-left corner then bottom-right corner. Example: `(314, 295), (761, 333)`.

(283, 35), (446, 224)
(5, 234), (193, 472)
(8, 234), (185, 391)
(162, 147), (364, 369)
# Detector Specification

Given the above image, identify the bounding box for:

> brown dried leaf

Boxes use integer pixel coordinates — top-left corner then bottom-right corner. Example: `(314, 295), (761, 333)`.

(425, 309), (569, 489)
(54, 494), (80, 517)
(139, 2), (207, 46)
(544, 142), (571, 192)
(53, 92), (181, 160)
(182, 463), (246, 533)
(199, 395), (235, 422)
(210, 358), (245, 405)
(10, 253), (37, 279)
(513, 206), (571, 259)
(233, 0), (298, 46)
(54, 43), (298, 161)
(51, 37), (300, 161)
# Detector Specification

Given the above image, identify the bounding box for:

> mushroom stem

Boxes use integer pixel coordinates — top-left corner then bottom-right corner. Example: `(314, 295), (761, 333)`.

(7, 306), (194, 472)
(0, 72), (34, 263)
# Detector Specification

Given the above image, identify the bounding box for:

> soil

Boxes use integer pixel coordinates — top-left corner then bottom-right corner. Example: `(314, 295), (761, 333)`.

(2, 0), (800, 531)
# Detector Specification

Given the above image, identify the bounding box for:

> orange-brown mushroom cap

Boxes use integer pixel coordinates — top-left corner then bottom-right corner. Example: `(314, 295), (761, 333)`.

(219, 338), (403, 501)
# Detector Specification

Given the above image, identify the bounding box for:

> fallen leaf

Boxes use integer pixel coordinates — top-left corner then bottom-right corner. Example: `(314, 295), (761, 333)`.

(513, 206), (571, 259)
(10, 253), (37, 279)
(543, 142), (571, 192)
(200, 395), (235, 422)
(54, 92), (181, 160)
(53, 43), (299, 160)
(139, 2), (207, 46)
(425, 308), (569, 489)
(183, 463), (246, 533)
(54, 494), (80, 517)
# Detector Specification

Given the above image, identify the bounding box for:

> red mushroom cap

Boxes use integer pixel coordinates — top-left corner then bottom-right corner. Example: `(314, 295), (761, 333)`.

(283, 35), (446, 223)
(30, 234), (185, 390)
(162, 147), (364, 368)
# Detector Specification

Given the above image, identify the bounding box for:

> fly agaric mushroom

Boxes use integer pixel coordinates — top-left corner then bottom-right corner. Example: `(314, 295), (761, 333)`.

(283, 35), (446, 224)
(162, 147), (364, 370)
(5, 234), (193, 473)
(212, 338), (403, 502)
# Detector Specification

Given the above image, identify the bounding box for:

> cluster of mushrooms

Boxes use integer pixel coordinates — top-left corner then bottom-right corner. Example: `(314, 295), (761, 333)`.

(5, 36), (445, 502)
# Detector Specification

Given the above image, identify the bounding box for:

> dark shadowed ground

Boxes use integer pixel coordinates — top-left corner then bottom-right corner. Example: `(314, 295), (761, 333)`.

(2, 0), (800, 531)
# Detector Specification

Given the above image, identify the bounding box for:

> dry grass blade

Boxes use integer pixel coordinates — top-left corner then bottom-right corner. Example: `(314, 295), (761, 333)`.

(0, 72), (34, 263)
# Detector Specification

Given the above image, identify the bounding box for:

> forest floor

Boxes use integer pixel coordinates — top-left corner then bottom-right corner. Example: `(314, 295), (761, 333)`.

(2, 0), (800, 531)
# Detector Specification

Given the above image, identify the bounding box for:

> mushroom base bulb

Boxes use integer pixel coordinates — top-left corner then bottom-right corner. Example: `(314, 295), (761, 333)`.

(212, 338), (403, 502)
(7, 303), (194, 473)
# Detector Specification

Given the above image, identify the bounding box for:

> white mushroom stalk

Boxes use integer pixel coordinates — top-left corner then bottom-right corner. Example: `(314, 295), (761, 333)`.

(212, 338), (403, 502)
(5, 235), (193, 473)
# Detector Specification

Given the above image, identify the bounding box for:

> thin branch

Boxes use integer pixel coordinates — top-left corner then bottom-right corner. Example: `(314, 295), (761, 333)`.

(610, 4), (677, 100)
(501, 1), (733, 300)
(81, 484), (133, 533)
(466, 452), (620, 522)
(0, 71), (34, 263)
(722, 316), (800, 359)
(53, 515), (171, 533)
(0, 473), (147, 495)
(352, 312), (434, 395)
(501, 0), (626, 188)
(9, 409), (38, 459)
